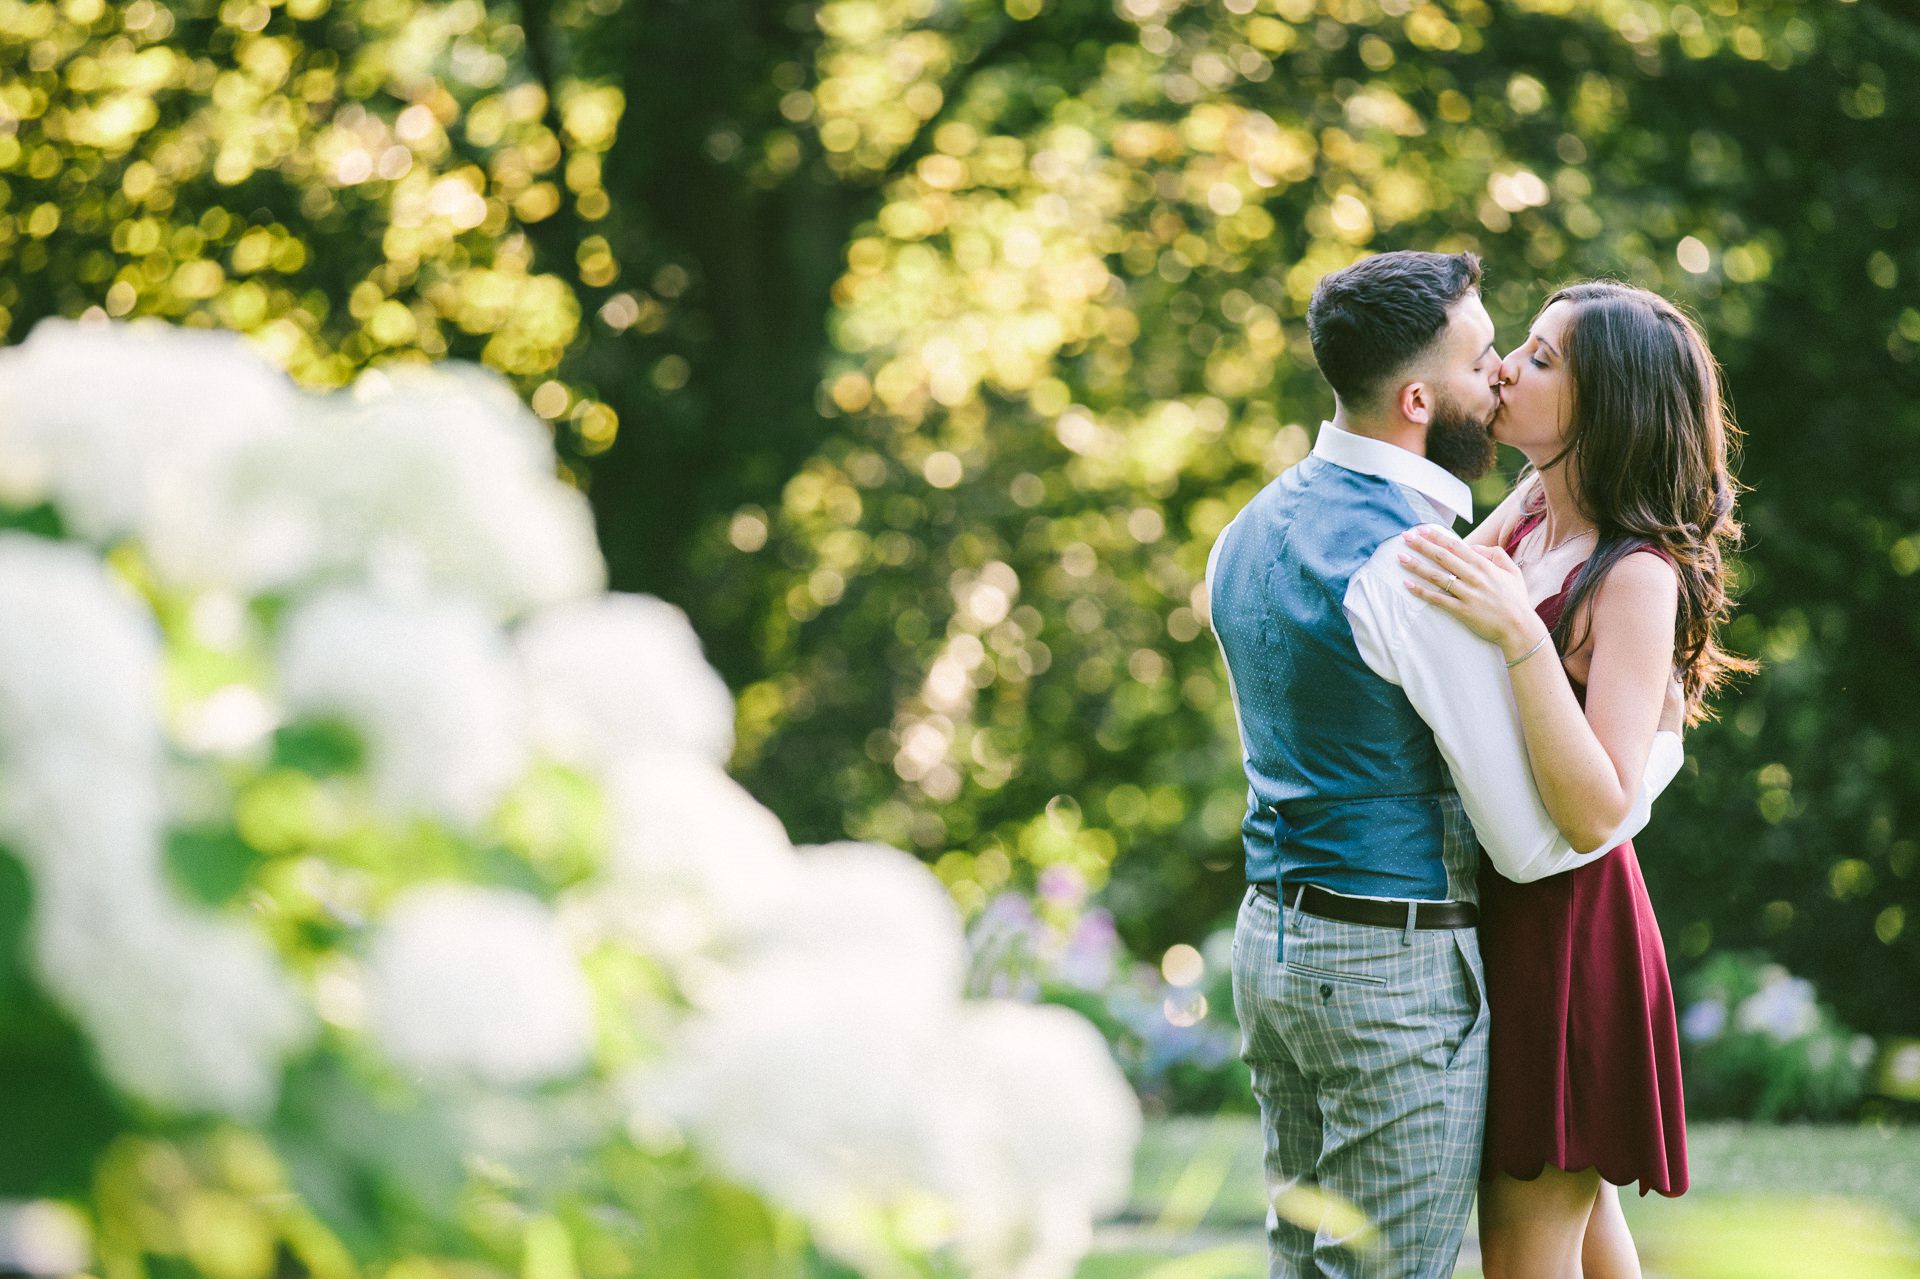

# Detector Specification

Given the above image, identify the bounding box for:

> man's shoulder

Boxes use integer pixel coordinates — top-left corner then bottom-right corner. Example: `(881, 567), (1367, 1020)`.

(1344, 528), (1415, 611)
(1214, 465), (1438, 601)
(1345, 523), (1479, 638)
(1318, 469), (1435, 546)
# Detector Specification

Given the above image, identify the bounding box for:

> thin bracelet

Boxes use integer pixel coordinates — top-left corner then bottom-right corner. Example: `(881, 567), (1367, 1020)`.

(1505, 632), (1552, 669)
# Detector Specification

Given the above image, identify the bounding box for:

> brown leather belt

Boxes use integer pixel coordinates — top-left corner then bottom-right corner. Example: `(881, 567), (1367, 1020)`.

(1253, 881), (1477, 930)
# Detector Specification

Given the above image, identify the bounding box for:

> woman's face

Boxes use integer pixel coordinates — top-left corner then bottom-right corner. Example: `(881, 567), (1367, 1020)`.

(1494, 299), (1577, 461)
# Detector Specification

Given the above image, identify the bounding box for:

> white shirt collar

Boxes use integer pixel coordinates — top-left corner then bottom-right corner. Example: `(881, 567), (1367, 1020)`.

(1311, 422), (1474, 525)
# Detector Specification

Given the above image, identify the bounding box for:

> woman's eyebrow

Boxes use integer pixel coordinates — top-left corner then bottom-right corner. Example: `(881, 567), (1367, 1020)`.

(1534, 334), (1561, 359)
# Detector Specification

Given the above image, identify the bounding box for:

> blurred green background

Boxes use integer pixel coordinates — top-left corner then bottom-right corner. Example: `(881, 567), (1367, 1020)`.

(3, 0), (1916, 1132)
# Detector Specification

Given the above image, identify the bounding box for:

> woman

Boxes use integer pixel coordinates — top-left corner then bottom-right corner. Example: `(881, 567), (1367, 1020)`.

(1399, 281), (1752, 1279)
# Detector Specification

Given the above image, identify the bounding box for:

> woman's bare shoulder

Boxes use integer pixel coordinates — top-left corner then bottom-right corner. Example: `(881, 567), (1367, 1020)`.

(1597, 545), (1680, 602)
(1587, 546), (1680, 647)
(1563, 543), (1678, 673)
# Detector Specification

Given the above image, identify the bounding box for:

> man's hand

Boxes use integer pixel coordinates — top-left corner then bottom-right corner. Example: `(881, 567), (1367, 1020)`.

(1658, 672), (1686, 738)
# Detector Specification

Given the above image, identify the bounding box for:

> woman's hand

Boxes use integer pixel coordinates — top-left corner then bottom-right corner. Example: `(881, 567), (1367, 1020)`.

(1399, 526), (1548, 662)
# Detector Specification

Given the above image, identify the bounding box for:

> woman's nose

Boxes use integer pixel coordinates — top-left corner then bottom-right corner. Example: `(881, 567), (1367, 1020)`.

(1496, 351), (1520, 387)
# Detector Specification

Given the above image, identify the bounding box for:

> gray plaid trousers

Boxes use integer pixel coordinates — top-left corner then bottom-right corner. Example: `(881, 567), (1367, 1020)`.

(1230, 881), (1490, 1278)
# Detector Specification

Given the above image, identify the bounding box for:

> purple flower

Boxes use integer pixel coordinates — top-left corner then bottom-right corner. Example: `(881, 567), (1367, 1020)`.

(1056, 911), (1119, 990)
(1681, 998), (1727, 1044)
(1038, 863), (1088, 907)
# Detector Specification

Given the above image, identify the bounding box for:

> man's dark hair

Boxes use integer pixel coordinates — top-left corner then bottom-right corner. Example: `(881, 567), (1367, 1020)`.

(1306, 250), (1484, 411)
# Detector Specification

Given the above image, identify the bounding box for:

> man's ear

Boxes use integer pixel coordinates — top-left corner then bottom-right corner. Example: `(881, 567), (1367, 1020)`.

(1398, 380), (1432, 427)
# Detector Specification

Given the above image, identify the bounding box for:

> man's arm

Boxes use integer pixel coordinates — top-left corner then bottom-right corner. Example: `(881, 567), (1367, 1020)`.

(1345, 529), (1682, 883)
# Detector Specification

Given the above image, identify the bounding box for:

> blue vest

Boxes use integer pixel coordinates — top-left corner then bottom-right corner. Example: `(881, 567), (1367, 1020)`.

(1210, 454), (1459, 910)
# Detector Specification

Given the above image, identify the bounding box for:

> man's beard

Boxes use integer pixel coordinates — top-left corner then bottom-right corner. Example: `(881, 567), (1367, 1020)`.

(1427, 392), (1498, 480)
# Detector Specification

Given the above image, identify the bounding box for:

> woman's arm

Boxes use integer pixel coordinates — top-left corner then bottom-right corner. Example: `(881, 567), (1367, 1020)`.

(1464, 474), (1540, 547)
(1400, 528), (1678, 852)
(1509, 553), (1676, 849)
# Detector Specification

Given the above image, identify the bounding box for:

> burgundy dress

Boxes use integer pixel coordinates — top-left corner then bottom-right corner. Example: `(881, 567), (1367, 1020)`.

(1478, 512), (1689, 1196)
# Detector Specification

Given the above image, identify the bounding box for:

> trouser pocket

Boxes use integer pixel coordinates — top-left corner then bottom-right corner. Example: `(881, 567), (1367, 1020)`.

(1283, 958), (1388, 988)
(1443, 928), (1489, 1075)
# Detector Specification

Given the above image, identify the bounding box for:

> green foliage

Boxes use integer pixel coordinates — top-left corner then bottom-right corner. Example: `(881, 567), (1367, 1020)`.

(165, 825), (262, 907)
(687, 0), (1920, 1044)
(0, 0), (611, 460)
(271, 718), (368, 777)
(0, 850), (125, 1198)
(1679, 950), (1872, 1122)
(4, 7), (1918, 1233)
(0, 845), (30, 1003)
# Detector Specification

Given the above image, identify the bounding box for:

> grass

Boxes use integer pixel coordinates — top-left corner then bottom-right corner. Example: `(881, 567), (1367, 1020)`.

(1080, 1115), (1920, 1279)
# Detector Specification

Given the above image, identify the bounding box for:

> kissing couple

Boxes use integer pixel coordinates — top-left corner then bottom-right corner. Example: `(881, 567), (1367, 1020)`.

(1208, 250), (1749, 1277)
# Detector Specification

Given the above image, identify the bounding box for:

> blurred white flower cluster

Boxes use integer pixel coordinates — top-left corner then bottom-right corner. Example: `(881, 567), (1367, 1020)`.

(1676, 951), (1875, 1122)
(0, 533), (311, 1117)
(0, 320), (603, 614)
(0, 318), (1139, 1279)
(1734, 968), (1820, 1043)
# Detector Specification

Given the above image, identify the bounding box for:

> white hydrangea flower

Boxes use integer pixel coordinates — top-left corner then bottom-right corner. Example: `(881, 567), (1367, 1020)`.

(516, 593), (735, 771)
(0, 319), (297, 544)
(0, 318), (1143, 1279)
(201, 362), (603, 614)
(0, 1198), (92, 1275)
(0, 533), (162, 770)
(940, 1001), (1143, 1279)
(1735, 966), (1820, 1043)
(629, 844), (1139, 1279)
(363, 883), (596, 1087)
(32, 857), (314, 1120)
(626, 961), (969, 1270)
(0, 535), (310, 1117)
(0, 537), (169, 889)
(0, 328), (607, 615)
(732, 841), (967, 1010)
(600, 752), (798, 952)
(134, 402), (331, 599)
(340, 363), (605, 613)
(278, 589), (527, 829)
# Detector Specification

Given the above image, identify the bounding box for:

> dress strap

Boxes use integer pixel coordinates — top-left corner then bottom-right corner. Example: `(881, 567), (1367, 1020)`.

(1504, 508), (1546, 557)
(1628, 539), (1677, 569)
(1510, 506), (1673, 604)
(1555, 540), (1675, 616)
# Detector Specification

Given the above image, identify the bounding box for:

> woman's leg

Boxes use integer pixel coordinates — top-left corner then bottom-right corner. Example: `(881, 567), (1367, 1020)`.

(1580, 1180), (1643, 1279)
(1478, 1167), (1601, 1279)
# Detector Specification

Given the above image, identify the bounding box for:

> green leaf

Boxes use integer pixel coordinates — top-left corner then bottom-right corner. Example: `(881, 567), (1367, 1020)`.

(0, 502), (64, 539)
(0, 848), (31, 1008)
(272, 717), (368, 776)
(165, 825), (261, 907)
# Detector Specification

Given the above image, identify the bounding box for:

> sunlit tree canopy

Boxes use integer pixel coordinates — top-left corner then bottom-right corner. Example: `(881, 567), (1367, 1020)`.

(2, 0), (1915, 1049)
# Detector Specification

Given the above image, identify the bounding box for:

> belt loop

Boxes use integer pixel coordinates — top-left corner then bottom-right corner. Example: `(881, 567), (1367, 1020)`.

(1293, 884), (1308, 912)
(1402, 900), (1417, 948)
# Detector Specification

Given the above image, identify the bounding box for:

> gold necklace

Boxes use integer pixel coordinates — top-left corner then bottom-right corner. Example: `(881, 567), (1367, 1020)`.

(1537, 517), (1595, 556)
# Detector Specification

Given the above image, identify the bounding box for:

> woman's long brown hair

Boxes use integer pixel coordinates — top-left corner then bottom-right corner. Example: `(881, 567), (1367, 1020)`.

(1522, 281), (1756, 723)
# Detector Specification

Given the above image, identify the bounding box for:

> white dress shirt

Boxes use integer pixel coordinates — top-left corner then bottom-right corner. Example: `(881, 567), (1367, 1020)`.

(1208, 422), (1683, 887)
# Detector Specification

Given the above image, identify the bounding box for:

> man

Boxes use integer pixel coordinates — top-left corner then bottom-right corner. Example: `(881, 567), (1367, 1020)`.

(1206, 251), (1681, 1278)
